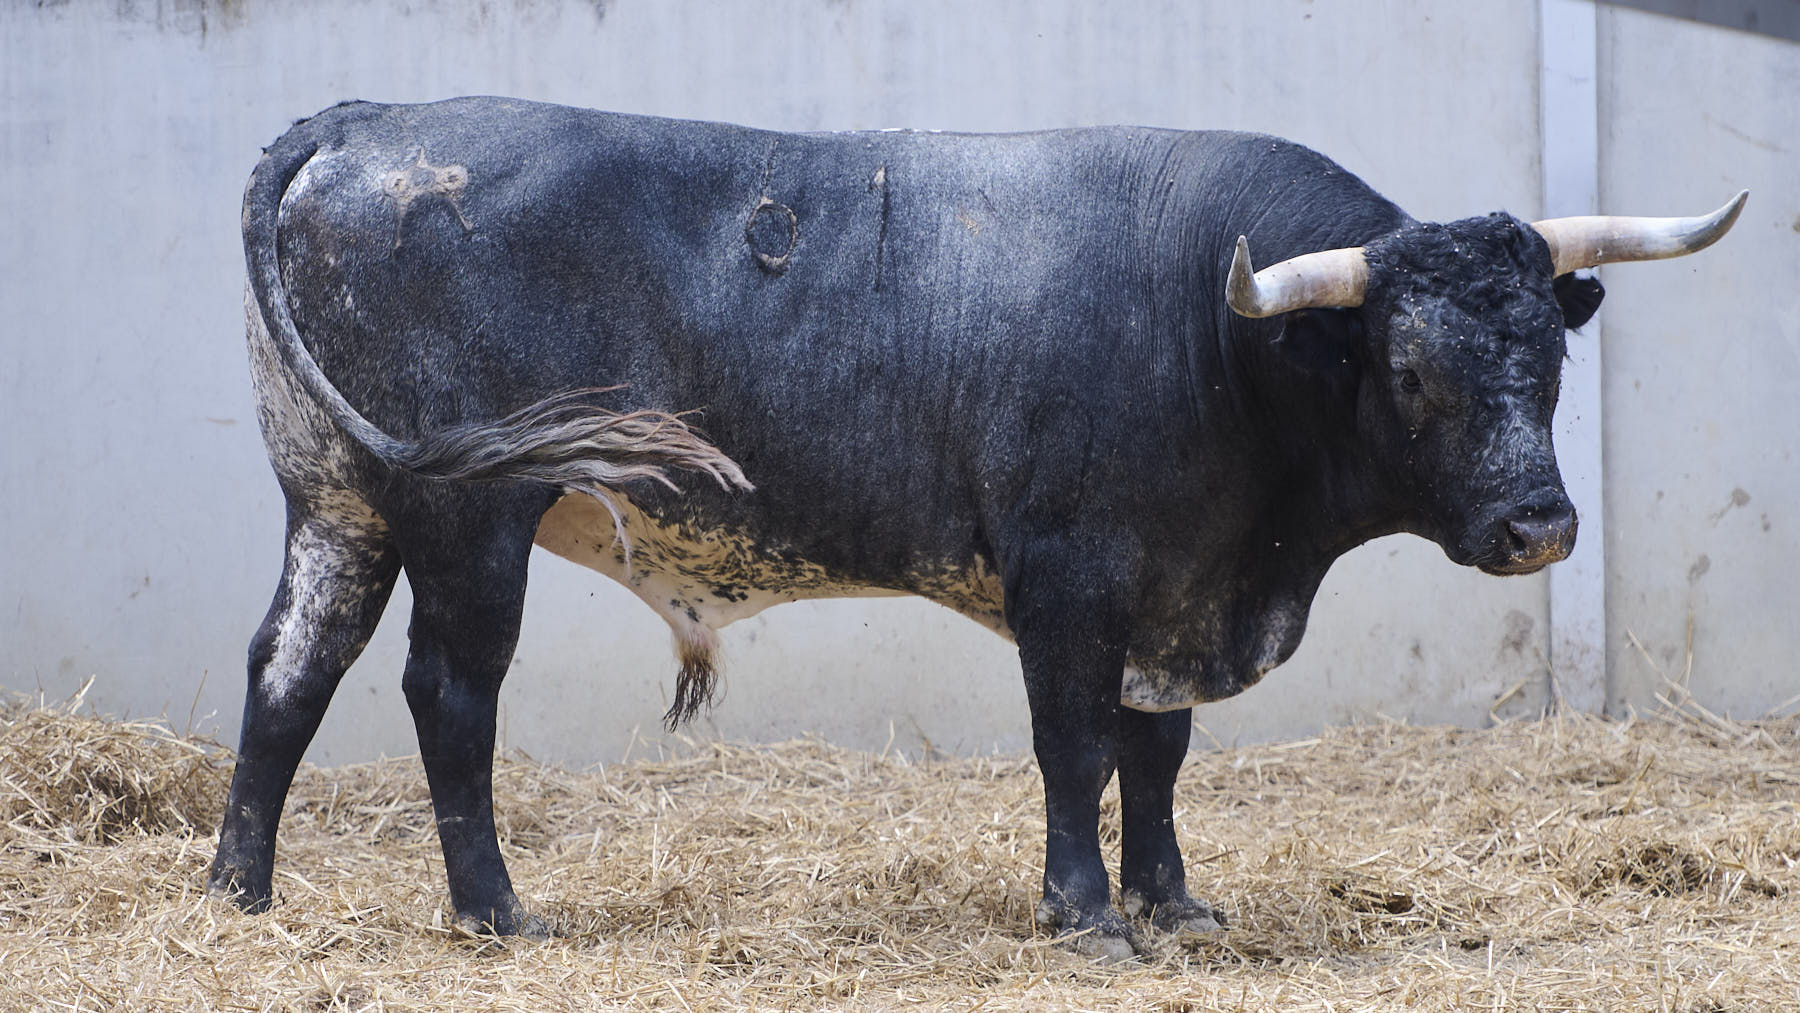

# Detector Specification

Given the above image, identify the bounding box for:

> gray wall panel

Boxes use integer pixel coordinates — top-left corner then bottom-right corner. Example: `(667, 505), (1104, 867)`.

(1597, 6), (1800, 717)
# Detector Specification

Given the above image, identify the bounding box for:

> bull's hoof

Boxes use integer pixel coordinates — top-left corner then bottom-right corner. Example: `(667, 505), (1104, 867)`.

(453, 905), (552, 942)
(1122, 889), (1227, 935)
(1035, 899), (1141, 963)
(1062, 928), (1139, 964)
(205, 864), (273, 915)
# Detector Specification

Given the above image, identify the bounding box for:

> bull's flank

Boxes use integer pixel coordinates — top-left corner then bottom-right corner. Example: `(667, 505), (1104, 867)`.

(4, 689), (1797, 1010)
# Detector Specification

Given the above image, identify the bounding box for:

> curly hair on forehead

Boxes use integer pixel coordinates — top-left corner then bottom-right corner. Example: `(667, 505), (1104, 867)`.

(1359, 213), (1567, 347)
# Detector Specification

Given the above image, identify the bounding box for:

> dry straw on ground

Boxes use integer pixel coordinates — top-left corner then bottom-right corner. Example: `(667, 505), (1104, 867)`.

(3, 684), (1798, 1011)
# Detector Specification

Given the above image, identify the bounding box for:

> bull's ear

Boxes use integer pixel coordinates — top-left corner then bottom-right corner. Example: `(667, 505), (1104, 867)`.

(1553, 272), (1604, 331)
(1274, 308), (1359, 374)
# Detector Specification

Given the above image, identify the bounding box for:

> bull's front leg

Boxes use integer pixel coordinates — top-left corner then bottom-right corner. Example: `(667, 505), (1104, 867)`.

(1010, 563), (1138, 961)
(1118, 706), (1225, 933)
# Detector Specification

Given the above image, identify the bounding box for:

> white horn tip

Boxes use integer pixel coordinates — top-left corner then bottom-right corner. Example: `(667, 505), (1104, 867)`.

(1226, 235), (1268, 318)
(1680, 189), (1749, 257)
(1718, 189), (1750, 229)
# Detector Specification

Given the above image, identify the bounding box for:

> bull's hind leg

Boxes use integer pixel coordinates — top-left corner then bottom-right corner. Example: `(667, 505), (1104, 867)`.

(389, 488), (552, 937)
(209, 501), (399, 911)
(1118, 707), (1224, 934)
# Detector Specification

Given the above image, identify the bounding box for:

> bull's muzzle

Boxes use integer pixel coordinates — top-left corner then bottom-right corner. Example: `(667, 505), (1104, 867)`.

(1492, 504), (1578, 574)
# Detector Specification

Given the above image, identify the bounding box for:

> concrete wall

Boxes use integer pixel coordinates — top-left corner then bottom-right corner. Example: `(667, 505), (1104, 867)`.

(1, 0), (1787, 767)
(1598, 7), (1800, 717)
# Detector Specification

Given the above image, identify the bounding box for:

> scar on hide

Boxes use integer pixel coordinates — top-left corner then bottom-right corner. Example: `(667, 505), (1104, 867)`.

(382, 149), (473, 251)
(744, 137), (797, 274)
(665, 627), (721, 731)
(745, 197), (798, 273)
(869, 164), (890, 291)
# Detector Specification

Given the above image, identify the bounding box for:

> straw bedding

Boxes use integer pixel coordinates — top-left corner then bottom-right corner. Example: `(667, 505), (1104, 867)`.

(3, 686), (1797, 1011)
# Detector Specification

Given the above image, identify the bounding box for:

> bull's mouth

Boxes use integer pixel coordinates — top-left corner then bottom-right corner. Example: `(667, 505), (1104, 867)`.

(1477, 557), (1554, 577)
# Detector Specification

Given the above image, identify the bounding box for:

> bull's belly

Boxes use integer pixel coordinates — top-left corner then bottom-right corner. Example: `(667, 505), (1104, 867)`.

(532, 494), (1007, 656)
(536, 494), (1285, 715)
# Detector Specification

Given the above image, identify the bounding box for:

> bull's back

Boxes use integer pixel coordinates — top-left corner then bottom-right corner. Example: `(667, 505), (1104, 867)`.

(277, 99), (1183, 406)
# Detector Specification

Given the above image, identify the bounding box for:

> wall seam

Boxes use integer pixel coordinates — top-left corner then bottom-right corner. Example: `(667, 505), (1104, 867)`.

(1540, 0), (1609, 713)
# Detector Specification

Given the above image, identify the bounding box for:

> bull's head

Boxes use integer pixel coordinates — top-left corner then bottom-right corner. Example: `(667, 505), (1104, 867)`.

(1228, 193), (1745, 575)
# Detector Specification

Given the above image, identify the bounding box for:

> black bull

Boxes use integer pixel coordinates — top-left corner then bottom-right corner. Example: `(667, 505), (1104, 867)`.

(209, 97), (1743, 958)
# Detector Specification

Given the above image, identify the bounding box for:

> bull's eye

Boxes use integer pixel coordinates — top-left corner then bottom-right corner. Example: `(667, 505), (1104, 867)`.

(1399, 368), (1423, 393)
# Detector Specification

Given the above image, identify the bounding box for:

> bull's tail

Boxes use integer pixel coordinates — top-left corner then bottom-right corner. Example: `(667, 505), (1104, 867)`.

(240, 110), (751, 501)
(390, 388), (749, 494)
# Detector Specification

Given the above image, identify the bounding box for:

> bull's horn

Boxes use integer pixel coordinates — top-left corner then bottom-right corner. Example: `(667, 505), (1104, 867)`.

(1532, 190), (1748, 277)
(1226, 236), (1369, 318)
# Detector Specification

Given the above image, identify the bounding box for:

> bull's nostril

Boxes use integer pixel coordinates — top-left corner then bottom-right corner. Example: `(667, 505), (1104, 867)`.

(1506, 522), (1531, 554)
(1505, 507), (1576, 563)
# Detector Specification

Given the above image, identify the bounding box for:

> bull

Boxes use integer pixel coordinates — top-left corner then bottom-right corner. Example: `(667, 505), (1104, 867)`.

(207, 97), (1743, 959)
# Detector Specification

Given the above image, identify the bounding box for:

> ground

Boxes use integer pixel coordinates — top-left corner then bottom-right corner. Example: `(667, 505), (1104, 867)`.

(2, 689), (1796, 1011)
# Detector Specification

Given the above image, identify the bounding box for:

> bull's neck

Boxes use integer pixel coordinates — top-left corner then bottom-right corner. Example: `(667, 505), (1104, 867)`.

(1210, 313), (1411, 564)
